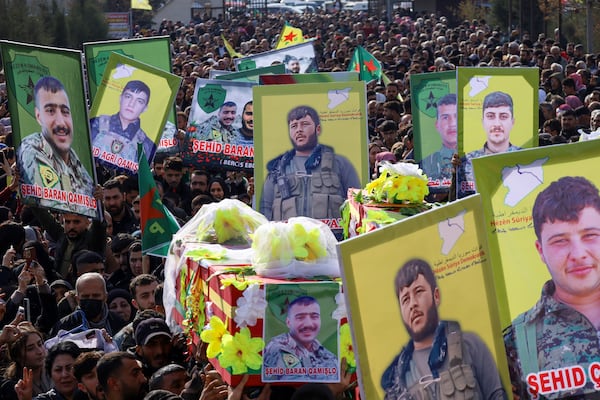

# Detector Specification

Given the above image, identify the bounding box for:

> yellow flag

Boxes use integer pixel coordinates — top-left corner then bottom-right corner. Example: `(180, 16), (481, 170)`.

(221, 34), (243, 58)
(275, 23), (304, 49)
(131, 0), (152, 10)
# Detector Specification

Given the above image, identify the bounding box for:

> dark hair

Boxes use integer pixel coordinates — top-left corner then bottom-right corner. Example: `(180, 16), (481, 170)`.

(383, 100), (403, 115)
(191, 194), (214, 209)
(291, 383), (335, 400)
(532, 176), (600, 240)
(129, 240), (142, 254)
(129, 273), (159, 298)
(562, 77), (576, 90)
(191, 169), (210, 180)
(154, 283), (164, 307)
(0, 206), (11, 222)
(395, 258), (437, 297)
(5, 324), (44, 380)
(123, 80), (151, 105)
(163, 156), (183, 172)
(219, 101), (237, 111)
(73, 351), (103, 382)
(287, 106), (320, 127)
(148, 364), (187, 391)
(103, 178), (124, 193)
(575, 106), (590, 117)
(123, 176), (139, 194)
(34, 76), (66, 109)
(378, 120), (398, 132)
(436, 93), (457, 119)
(542, 118), (561, 133)
(0, 221), (25, 259)
(111, 233), (136, 253)
(75, 250), (103, 267)
(208, 177), (230, 199)
(483, 91), (513, 116)
(97, 352), (138, 390)
(69, 249), (104, 281)
(45, 341), (81, 374)
(153, 152), (168, 165)
(288, 296), (318, 315)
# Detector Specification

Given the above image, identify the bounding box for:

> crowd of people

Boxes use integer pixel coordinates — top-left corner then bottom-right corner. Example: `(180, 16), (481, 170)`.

(0, 4), (600, 400)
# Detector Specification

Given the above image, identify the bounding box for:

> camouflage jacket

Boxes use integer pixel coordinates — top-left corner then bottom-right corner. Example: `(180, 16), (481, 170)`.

(17, 132), (95, 216)
(191, 115), (241, 143)
(420, 145), (455, 193)
(457, 143), (522, 198)
(262, 333), (338, 381)
(90, 114), (156, 168)
(504, 280), (600, 399)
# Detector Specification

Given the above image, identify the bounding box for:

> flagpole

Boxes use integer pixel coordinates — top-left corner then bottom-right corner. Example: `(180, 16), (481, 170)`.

(129, 9), (133, 38)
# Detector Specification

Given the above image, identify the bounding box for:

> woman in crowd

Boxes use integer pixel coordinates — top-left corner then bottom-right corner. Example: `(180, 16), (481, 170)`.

(15, 341), (81, 400)
(2, 323), (51, 399)
(208, 177), (230, 202)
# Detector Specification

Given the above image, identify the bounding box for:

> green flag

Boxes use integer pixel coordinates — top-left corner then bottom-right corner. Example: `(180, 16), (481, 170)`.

(348, 46), (382, 83)
(138, 144), (180, 257)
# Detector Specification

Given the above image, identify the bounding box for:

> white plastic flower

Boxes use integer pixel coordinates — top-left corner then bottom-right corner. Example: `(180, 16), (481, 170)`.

(379, 161), (427, 180)
(332, 292), (347, 321)
(234, 284), (267, 328)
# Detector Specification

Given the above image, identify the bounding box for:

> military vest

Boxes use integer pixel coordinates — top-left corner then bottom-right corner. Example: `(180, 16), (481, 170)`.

(271, 148), (343, 220)
(404, 322), (480, 400)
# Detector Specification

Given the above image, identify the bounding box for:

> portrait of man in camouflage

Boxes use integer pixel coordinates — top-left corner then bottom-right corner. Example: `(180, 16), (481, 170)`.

(90, 79), (155, 163)
(381, 258), (506, 400)
(17, 76), (94, 215)
(457, 91), (522, 198)
(262, 295), (338, 382)
(504, 176), (600, 399)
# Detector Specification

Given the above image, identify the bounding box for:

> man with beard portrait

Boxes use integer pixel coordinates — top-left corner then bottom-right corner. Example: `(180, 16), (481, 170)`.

(18, 76), (94, 215)
(260, 105), (360, 221)
(381, 258), (506, 400)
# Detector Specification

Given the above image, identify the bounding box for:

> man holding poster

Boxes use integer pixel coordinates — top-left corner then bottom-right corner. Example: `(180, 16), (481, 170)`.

(504, 176), (600, 399)
(18, 76), (94, 215)
(382, 258), (505, 400)
(90, 80), (155, 163)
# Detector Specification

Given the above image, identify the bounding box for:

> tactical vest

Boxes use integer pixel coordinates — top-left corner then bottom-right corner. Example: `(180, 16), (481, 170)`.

(404, 322), (480, 400)
(96, 115), (142, 160)
(271, 148), (343, 220)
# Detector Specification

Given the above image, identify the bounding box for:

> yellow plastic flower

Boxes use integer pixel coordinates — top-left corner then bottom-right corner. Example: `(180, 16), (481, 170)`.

(218, 327), (264, 374)
(213, 207), (246, 243)
(291, 223), (326, 262)
(252, 223), (293, 265)
(221, 277), (260, 291)
(340, 323), (356, 368)
(200, 316), (228, 358)
(363, 210), (398, 226)
(186, 247), (227, 261)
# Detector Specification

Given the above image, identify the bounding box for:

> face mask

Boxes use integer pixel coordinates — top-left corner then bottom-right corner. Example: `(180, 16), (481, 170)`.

(79, 299), (104, 320)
